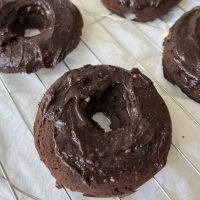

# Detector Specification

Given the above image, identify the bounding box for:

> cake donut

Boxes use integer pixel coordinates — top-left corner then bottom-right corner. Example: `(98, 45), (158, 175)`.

(0, 0), (83, 73)
(101, 0), (181, 22)
(163, 7), (200, 103)
(34, 65), (172, 197)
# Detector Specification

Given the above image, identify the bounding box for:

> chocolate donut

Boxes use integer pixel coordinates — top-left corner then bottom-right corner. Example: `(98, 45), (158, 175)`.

(34, 65), (172, 197)
(0, 0), (83, 73)
(163, 7), (200, 103)
(101, 0), (181, 22)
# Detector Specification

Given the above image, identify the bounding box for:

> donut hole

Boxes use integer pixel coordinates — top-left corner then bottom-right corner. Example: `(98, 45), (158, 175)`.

(24, 29), (41, 38)
(8, 3), (54, 38)
(92, 112), (112, 133)
(88, 84), (131, 132)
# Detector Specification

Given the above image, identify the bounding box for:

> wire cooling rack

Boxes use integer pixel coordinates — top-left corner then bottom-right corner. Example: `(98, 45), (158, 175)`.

(0, 0), (200, 200)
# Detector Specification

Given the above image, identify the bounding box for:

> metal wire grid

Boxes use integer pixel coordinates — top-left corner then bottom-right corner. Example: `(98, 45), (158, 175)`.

(0, 0), (200, 199)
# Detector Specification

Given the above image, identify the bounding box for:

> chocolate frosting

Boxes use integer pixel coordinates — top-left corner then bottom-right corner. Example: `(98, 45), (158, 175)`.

(35, 65), (172, 196)
(0, 0), (83, 73)
(101, 0), (181, 22)
(168, 7), (200, 77)
(117, 0), (163, 9)
(163, 7), (200, 102)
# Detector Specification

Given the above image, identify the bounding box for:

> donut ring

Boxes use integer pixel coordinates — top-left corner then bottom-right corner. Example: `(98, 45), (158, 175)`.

(101, 0), (181, 22)
(163, 7), (200, 103)
(0, 0), (83, 73)
(34, 65), (172, 197)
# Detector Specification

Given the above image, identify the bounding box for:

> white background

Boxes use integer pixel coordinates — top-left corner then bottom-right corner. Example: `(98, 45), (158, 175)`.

(0, 0), (200, 200)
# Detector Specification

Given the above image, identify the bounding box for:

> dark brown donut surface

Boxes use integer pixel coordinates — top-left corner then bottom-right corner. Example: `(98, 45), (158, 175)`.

(34, 65), (172, 197)
(101, 0), (181, 22)
(0, 0), (83, 73)
(163, 7), (200, 103)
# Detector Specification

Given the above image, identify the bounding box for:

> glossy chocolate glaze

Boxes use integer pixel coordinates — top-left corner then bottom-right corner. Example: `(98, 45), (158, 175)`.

(0, 0), (83, 73)
(101, 0), (181, 22)
(163, 7), (200, 102)
(34, 65), (172, 196)
(117, 0), (163, 9)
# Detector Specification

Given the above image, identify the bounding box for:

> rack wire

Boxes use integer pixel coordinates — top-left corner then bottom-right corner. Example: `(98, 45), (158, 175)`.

(0, 0), (200, 199)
